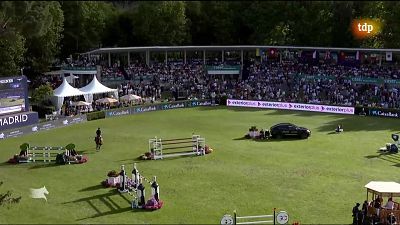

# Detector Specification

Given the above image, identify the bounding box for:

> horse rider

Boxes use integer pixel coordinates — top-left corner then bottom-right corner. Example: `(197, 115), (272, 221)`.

(96, 127), (102, 138)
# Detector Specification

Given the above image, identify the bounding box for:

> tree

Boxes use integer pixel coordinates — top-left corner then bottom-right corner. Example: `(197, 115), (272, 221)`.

(61, 1), (117, 57)
(31, 83), (53, 105)
(380, 2), (400, 48)
(0, 32), (25, 76)
(24, 1), (64, 72)
(132, 1), (189, 45)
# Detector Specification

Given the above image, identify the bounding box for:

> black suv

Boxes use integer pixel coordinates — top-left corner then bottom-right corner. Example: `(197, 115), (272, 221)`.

(270, 123), (311, 139)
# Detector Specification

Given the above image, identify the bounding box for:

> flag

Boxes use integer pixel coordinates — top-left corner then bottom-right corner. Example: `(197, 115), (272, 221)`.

(386, 52), (393, 61)
(324, 51), (331, 60)
(339, 51), (346, 61)
(356, 51), (360, 61)
(297, 50), (302, 58)
(268, 48), (277, 58)
(312, 51), (317, 59)
(256, 48), (260, 57)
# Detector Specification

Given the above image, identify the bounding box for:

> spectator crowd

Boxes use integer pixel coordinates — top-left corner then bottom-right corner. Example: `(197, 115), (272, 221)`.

(34, 56), (400, 115)
(103, 60), (400, 109)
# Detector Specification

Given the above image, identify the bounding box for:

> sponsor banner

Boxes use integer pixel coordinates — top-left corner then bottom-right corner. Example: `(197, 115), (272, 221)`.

(105, 108), (131, 118)
(0, 114), (87, 140)
(0, 111), (39, 131)
(162, 102), (186, 110)
(368, 108), (400, 118)
(206, 65), (240, 75)
(190, 100), (212, 107)
(133, 105), (158, 114)
(296, 74), (336, 81)
(227, 99), (355, 115)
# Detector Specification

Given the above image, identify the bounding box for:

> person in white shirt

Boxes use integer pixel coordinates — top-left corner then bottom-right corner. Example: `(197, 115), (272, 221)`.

(384, 197), (395, 210)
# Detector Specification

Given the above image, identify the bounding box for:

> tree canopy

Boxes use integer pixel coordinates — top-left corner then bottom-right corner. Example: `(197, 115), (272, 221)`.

(0, 1), (399, 77)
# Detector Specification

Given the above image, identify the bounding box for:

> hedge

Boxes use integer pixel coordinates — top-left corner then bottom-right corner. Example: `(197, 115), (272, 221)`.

(86, 111), (105, 121)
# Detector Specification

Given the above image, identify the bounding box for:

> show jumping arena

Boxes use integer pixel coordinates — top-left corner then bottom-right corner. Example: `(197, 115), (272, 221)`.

(1, 106), (400, 224)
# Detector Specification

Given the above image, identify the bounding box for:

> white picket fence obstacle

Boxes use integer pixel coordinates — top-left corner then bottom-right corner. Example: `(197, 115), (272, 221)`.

(148, 134), (205, 160)
(221, 209), (289, 225)
(26, 146), (66, 163)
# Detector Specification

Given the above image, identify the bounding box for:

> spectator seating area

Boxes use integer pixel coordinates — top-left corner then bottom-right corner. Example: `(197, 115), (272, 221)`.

(33, 57), (400, 115)
(101, 60), (400, 109)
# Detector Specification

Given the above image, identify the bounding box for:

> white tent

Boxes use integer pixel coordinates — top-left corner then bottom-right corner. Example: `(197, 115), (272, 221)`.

(65, 75), (79, 84)
(52, 77), (86, 110)
(78, 75), (118, 103)
(120, 94), (142, 102)
(365, 181), (400, 197)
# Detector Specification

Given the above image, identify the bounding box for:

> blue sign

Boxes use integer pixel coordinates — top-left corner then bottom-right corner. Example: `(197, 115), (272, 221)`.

(105, 108), (131, 118)
(0, 111), (38, 131)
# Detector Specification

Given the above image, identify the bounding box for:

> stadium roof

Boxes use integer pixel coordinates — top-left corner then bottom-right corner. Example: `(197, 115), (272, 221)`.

(84, 45), (400, 55)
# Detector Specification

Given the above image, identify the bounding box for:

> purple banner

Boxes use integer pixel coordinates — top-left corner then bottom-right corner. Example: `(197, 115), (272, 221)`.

(0, 114), (87, 140)
(226, 99), (355, 115)
(0, 111), (39, 131)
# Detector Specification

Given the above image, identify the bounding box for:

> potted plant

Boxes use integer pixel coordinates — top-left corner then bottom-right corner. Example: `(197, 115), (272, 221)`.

(107, 170), (120, 186)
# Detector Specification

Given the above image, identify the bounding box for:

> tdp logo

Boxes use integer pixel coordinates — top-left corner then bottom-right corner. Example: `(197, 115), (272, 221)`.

(352, 19), (381, 39)
(358, 22), (373, 33)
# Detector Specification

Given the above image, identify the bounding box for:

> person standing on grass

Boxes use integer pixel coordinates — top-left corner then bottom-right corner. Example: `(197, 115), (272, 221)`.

(352, 203), (360, 225)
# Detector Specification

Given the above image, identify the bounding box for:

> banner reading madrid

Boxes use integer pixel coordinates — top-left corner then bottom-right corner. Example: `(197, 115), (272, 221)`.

(226, 99), (355, 115)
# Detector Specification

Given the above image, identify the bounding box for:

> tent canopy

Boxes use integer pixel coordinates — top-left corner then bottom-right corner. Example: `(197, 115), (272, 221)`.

(365, 181), (400, 197)
(120, 94), (141, 102)
(96, 97), (118, 104)
(79, 75), (117, 94)
(71, 101), (91, 106)
(53, 77), (86, 97)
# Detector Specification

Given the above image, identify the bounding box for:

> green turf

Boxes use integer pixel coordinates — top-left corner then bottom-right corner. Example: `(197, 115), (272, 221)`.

(1, 106), (400, 224)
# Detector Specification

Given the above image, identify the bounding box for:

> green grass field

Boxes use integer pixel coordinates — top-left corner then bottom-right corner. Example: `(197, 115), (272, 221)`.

(1, 106), (400, 224)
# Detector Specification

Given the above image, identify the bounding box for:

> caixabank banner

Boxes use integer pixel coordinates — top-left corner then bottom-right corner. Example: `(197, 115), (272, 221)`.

(105, 100), (212, 118)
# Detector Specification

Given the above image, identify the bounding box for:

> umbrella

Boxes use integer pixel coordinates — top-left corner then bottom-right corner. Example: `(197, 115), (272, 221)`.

(120, 94), (142, 102)
(71, 101), (91, 106)
(95, 97), (119, 104)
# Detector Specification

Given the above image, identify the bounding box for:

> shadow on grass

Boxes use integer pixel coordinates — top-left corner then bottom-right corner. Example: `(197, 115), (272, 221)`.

(195, 105), (266, 112)
(0, 161), (17, 168)
(28, 163), (63, 170)
(129, 154), (205, 163)
(79, 184), (104, 192)
(233, 136), (307, 142)
(365, 150), (400, 167)
(63, 189), (154, 221)
(78, 150), (96, 155)
(197, 106), (400, 133)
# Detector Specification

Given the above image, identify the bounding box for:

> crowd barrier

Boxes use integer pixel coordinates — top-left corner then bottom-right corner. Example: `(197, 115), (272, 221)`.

(0, 100), (212, 140)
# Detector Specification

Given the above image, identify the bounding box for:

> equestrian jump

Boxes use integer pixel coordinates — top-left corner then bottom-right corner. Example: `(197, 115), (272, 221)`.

(141, 134), (213, 160)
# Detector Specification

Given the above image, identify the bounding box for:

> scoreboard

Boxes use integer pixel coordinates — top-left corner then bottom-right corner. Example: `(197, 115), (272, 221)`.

(0, 76), (29, 116)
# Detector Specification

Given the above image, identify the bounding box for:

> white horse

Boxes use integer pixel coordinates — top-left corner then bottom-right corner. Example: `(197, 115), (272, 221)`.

(30, 186), (49, 201)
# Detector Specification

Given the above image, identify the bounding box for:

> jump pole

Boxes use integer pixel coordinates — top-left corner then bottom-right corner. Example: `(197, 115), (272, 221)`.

(150, 134), (205, 160)
(225, 208), (285, 225)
